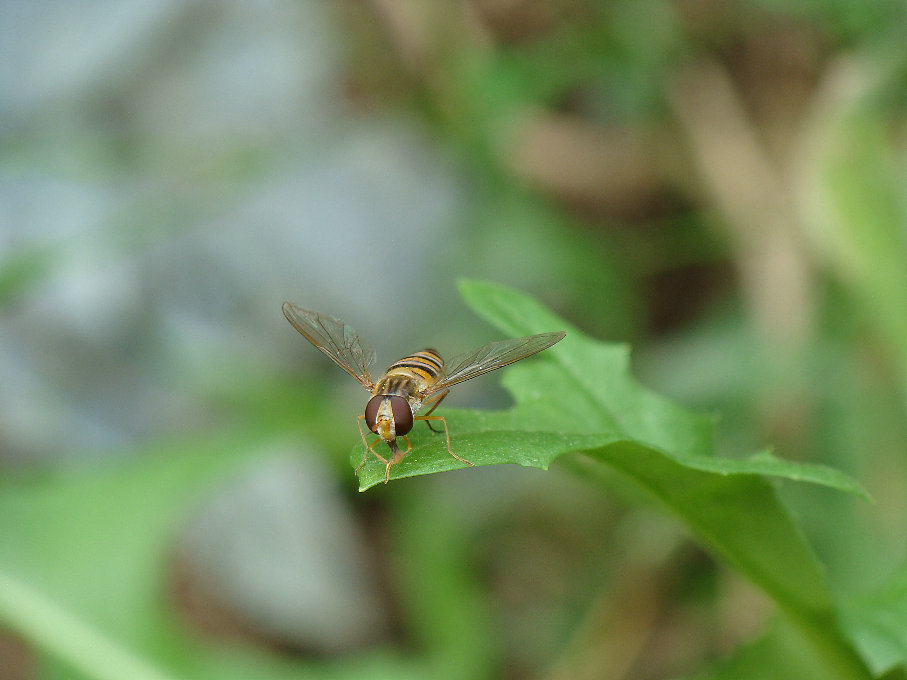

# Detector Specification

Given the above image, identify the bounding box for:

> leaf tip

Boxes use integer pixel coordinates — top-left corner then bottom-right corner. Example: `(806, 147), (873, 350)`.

(456, 278), (507, 300)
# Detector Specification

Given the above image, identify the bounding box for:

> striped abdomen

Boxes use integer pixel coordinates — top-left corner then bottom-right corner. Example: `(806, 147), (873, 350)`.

(375, 348), (444, 398)
(386, 349), (443, 380)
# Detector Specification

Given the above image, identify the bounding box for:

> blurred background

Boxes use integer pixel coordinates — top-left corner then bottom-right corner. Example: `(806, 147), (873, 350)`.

(1, 1), (907, 679)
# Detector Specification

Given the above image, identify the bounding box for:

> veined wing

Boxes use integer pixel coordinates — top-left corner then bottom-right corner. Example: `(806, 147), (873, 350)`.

(282, 302), (377, 390)
(428, 331), (565, 394)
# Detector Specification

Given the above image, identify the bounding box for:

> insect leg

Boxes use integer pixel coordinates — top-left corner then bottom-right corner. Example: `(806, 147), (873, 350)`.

(414, 414), (474, 467)
(420, 390), (449, 433)
(383, 437), (413, 483)
(356, 415), (389, 475)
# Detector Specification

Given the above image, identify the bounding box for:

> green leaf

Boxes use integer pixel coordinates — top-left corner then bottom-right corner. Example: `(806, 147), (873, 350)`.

(876, 669), (907, 680)
(0, 243), (59, 310)
(799, 64), (907, 392)
(678, 617), (907, 680)
(842, 559), (907, 676)
(355, 279), (866, 501)
(680, 617), (855, 680)
(878, 666), (907, 680)
(354, 280), (871, 679)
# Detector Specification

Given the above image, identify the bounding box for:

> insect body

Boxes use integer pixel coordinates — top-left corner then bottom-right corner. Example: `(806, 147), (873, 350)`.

(282, 302), (565, 483)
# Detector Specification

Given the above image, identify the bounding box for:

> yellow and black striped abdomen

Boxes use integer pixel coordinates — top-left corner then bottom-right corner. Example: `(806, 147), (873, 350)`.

(385, 348), (444, 382)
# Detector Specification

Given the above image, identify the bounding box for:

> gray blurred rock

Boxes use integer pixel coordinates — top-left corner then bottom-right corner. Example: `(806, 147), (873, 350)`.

(178, 448), (388, 652)
(0, 1), (465, 463)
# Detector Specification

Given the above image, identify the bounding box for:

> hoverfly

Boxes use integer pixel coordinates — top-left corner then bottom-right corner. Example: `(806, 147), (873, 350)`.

(282, 302), (565, 483)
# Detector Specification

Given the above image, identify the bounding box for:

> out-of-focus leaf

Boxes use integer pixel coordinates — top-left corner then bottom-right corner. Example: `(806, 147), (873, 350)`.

(680, 617), (907, 680)
(842, 561), (907, 677)
(680, 617), (847, 680)
(798, 59), (907, 390)
(876, 668), (907, 680)
(0, 432), (426, 680)
(0, 244), (59, 310)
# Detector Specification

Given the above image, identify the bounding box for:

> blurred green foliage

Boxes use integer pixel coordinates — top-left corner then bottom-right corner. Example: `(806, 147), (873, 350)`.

(3, 1), (907, 679)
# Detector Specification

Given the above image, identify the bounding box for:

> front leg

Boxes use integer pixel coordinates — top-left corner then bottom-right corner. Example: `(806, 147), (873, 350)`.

(356, 415), (388, 475)
(382, 436), (412, 483)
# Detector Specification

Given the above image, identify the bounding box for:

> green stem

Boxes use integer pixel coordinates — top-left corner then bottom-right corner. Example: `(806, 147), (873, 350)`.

(0, 570), (180, 680)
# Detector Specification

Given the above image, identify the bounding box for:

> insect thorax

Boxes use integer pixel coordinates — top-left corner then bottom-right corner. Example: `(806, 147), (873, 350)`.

(375, 349), (443, 401)
(375, 370), (424, 397)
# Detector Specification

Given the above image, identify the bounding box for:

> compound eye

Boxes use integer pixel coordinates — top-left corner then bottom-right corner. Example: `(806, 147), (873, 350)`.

(364, 396), (382, 432)
(389, 396), (413, 436)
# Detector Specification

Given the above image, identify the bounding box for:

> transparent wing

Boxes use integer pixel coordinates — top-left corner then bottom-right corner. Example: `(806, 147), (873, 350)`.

(428, 331), (565, 394)
(282, 302), (377, 390)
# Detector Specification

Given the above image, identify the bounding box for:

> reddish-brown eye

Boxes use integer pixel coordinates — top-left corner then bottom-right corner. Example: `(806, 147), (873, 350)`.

(389, 396), (413, 436)
(364, 396), (382, 432)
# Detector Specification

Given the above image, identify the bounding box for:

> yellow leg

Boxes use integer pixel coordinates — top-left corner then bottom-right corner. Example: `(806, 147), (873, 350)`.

(357, 416), (417, 482)
(420, 390), (449, 433)
(358, 412), (471, 481)
(356, 415), (389, 475)
(414, 414), (473, 467)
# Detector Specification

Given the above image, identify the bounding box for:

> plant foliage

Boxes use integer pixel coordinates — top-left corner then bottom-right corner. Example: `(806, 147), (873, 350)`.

(355, 280), (881, 679)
